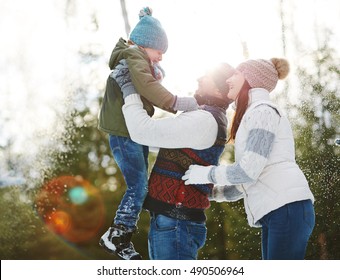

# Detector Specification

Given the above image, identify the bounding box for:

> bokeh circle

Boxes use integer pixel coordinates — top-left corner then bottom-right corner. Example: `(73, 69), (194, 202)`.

(35, 175), (105, 243)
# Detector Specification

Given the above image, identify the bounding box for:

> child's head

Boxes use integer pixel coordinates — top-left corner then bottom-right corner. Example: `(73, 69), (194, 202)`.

(143, 48), (164, 64)
(129, 7), (168, 59)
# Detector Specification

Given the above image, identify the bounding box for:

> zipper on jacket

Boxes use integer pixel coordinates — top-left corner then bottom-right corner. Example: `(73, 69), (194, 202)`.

(241, 184), (256, 226)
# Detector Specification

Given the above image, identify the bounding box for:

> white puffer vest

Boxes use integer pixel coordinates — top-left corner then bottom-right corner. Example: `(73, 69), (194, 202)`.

(235, 88), (314, 227)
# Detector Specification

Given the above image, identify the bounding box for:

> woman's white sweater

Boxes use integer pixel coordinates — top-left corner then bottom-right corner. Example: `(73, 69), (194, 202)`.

(210, 88), (314, 227)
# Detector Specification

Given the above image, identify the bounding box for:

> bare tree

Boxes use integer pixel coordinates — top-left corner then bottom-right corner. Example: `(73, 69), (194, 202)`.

(120, 0), (131, 38)
(279, 0), (287, 56)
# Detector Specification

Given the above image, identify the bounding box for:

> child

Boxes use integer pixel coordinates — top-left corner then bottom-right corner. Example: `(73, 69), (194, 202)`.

(98, 7), (198, 260)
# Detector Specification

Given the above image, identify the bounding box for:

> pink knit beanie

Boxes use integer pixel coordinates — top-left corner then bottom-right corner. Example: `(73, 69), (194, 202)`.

(236, 58), (290, 92)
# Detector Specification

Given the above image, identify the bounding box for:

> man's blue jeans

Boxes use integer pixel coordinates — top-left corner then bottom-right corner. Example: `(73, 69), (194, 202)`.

(109, 135), (149, 230)
(259, 199), (315, 260)
(148, 214), (207, 260)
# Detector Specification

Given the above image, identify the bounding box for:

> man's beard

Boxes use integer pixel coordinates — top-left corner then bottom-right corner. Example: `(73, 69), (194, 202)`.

(194, 91), (231, 109)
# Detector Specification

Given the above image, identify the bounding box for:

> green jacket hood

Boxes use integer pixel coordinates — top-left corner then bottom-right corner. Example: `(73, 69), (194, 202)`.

(109, 38), (149, 70)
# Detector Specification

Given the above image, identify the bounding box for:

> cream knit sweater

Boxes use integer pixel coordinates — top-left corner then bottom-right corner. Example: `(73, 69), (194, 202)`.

(122, 94), (218, 150)
(210, 88), (314, 227)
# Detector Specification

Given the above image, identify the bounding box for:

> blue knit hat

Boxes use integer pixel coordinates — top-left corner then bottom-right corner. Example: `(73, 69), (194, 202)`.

(129, 7), (168, 53)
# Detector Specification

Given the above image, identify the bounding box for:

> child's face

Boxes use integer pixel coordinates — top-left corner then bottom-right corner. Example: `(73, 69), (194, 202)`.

(144, 48), (163, 64)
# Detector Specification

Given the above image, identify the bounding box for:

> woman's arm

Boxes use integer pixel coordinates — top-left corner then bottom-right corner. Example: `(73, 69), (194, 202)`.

(211, 105), (280, 185)
(183, 105), (280, 185)
(209, 185), (244, 202)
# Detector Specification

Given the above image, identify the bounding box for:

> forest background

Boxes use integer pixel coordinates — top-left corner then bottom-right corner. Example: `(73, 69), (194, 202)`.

(0, 0), (339, 260)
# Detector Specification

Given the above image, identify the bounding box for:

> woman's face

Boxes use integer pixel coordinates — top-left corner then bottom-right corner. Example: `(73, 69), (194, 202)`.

(226, 70), (245, 101)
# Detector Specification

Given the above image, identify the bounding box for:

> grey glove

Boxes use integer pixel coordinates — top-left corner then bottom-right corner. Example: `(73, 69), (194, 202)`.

(173, 96), (199, 111)
(110, 59), (137, 98)
(153, 62), (165, 81)
(209, 185), (244, 202)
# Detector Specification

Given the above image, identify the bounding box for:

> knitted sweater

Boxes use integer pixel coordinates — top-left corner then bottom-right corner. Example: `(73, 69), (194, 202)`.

(210, 88), (314, 227)
(145, 106), (227, 222)
(122, 94), (228, 222)
(122, 95), (219, 149)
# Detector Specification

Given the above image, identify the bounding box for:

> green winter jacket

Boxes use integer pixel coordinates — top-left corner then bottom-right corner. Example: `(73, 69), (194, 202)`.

(98, 38), (176, 137)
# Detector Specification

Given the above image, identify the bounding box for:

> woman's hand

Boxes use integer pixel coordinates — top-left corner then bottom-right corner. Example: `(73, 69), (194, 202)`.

(182, 165), (214, 185)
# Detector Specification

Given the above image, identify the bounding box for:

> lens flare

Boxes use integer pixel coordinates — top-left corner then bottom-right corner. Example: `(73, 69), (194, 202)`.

(69, 186), (88, 205)
(48, 210), (71, 234)
(35, 175), (105, 243)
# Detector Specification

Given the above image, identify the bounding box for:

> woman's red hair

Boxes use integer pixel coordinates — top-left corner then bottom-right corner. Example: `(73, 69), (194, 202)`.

(228, 80), (251, 142)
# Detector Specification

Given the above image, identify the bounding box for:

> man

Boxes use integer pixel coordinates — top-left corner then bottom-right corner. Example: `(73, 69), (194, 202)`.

(111, 60), (234, 259)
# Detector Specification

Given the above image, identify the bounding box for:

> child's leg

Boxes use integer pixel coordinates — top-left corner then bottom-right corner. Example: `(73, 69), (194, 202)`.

(109, 135), (149, 229)
(99, 134), (148, 259)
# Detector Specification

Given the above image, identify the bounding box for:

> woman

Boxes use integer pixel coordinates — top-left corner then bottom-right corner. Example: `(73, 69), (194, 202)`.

(182, 58), (315, 260)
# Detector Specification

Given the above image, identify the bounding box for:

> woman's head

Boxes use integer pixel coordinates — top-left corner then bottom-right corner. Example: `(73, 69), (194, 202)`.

(237, 58), (290, 91)
(227, 58), (289, 142)
(226, 58), (290, 101)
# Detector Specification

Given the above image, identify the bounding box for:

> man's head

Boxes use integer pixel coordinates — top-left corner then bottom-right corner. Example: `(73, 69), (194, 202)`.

(194, 63), (235, 109)
(129, 7), (168, 56)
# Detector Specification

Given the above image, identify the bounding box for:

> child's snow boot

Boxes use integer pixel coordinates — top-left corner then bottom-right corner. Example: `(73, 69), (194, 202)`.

(99, 224), (142, 260)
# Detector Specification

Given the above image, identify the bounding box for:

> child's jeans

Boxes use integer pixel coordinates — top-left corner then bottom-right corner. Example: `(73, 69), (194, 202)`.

(259, 199), (315, 260)
(109, 135), (149, 230)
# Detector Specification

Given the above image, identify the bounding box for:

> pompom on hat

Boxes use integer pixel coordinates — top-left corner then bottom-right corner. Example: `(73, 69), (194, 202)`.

(236, 58), (290, 92)
(129, 7), (168, 53)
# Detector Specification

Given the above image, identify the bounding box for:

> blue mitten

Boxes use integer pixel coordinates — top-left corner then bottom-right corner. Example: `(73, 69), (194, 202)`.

(110, 59), (137, 98)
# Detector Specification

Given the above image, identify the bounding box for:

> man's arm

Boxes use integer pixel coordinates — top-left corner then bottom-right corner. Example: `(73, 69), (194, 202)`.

(122, 94), (218, 150)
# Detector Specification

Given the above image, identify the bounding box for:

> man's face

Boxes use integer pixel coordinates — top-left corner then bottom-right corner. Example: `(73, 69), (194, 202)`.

(195, 74), (219, 97)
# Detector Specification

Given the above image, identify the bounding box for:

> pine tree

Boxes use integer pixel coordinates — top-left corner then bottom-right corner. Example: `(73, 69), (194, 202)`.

(290, 36), (340, 259)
